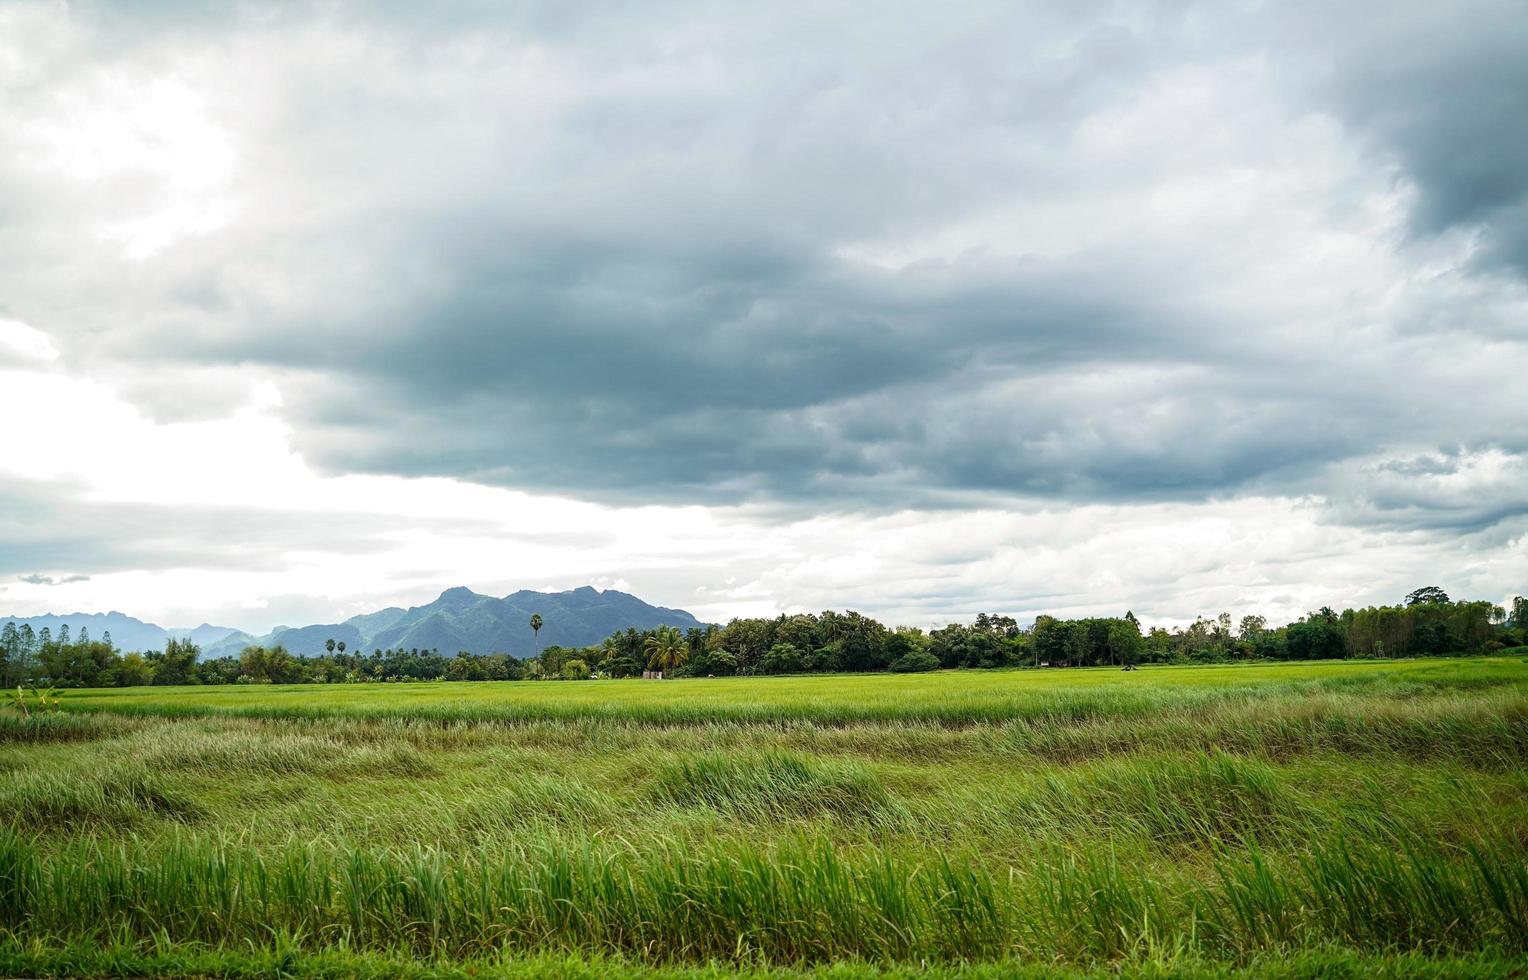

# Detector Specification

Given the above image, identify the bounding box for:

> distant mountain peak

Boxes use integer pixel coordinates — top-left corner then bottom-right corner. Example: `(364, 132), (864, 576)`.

(9, 586), (706, 660)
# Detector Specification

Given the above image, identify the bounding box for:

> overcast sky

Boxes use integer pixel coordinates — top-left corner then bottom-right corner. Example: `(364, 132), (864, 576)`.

(2, 0), (1526, 633)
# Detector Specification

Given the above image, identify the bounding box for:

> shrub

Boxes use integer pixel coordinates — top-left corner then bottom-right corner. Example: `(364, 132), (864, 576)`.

(560, 659), (591, 680)
(889, 650), (940, 673)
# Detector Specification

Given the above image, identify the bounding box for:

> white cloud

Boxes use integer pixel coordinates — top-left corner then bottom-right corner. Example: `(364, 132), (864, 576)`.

(3, 350), (1522, 632)
(0, 317), (59, 362)
(0, 1), (1525, 631)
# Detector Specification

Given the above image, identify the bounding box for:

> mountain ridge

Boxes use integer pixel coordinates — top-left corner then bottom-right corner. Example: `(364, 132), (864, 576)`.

(5, 587), (706, 659)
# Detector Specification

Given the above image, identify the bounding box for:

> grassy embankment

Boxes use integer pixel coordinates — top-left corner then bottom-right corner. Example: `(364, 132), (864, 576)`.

(3, 657), (1526, 976)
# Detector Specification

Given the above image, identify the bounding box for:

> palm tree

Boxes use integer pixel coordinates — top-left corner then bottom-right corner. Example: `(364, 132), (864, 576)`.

(643, 625), (688, 677)
(529, 614), (543, 656)
(599, 635), (620, 673)
(337, 641), (346, 655)
(325, 638), (336, 655)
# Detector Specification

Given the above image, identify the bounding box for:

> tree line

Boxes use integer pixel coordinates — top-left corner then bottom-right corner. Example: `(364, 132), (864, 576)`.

(4, 587), (1524, 688)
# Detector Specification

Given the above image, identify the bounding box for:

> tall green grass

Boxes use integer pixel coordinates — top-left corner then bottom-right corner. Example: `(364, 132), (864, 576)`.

(965, 750), (1299, 848)
(8, 659), (1528, 974)
(650, 751), (900, 824)
(0, 711), (138, 744)
(0, 764), (200, 829)
(134, 725), (435, 779)
(1, 828), (1523, 964)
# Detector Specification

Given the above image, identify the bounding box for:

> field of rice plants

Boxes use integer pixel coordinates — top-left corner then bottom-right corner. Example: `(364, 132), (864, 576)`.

(5, 657), (1527, 977)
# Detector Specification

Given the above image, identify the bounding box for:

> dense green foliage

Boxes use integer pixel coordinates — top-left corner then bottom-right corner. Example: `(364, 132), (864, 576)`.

(4, 658), (1526, 976)
(6, 589), (1523, 688)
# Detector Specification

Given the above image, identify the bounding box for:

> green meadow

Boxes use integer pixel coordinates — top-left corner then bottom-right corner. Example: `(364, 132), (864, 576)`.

(5, 658), (1527, 977)
(46, 656), (1520, 724)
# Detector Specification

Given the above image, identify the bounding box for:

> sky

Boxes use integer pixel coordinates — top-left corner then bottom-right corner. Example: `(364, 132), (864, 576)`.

(1, 0), (1526, 634)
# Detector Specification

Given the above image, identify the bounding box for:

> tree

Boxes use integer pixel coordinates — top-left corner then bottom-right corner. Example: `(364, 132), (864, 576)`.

(721, 618), (774, 674)
(0, 622), (17, 686)
(643, 625), (688, 675)
(239, 644), (298, 684)
(1286, 613), (1345, 660)
(594, 635), (621, 673)
(326, 638), (336, 655)
(705, 649), (738, 676)
(17, 625), (35, 685)
(1215, 613), (1233, 654)
(337, 640), (346, 655)
(115, 652), (154, 687)
(775, 614), (820, 653)
(529, 614), (543, 656)
(1030, 616), (1063, 666)
(1406, 586), (1450, 607)
(538, 644), (569, 677)
(761, 642), (804, 674)
(153, 638), (199, 686)
(1108, 617), (1142, 669)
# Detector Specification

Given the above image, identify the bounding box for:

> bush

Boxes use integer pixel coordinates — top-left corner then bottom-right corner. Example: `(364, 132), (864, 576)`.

(603, 655), (641, 678)
(760, 643), (804, 675)
(889, 650), (940, 673)
(705, 649), (738, 676)
(560, 659), (591, 680)
(805, 644), (844, 673)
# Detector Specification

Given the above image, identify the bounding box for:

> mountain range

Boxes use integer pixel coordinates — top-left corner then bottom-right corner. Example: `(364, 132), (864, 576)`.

(2, 587), (706, 659)
(0, 611), (242, 655)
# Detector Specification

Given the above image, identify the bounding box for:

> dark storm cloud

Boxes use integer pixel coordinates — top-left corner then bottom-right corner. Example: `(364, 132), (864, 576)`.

(1297, 1), (1528, 276)
(271, 243), (1255, 504)
(5, 0), (1528, 532)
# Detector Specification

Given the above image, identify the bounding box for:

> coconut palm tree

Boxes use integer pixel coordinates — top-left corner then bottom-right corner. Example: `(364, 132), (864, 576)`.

(598, 635), (621, 673)
(643, 625), (688, 676)
(529, 614), (543, 656)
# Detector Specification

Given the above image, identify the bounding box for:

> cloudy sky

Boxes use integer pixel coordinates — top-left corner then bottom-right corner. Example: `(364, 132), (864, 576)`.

(2, 0), (1526, 633)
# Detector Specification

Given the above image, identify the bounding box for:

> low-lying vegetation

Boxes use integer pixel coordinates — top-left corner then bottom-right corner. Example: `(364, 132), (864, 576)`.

(0, 764), (200, 830)
(3, 657), (1526, 976)
(650, 751), (899, 824)
(2, 830), (1524, 963)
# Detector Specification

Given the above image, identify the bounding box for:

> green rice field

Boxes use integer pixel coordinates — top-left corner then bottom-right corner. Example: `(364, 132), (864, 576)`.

(5, 657), (1527, 977)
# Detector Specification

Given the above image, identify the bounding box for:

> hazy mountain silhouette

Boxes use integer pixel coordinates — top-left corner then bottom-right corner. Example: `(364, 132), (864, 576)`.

(7, 587), (705, 659)
(201, 586), (705, 658)
(0, 610), (183, 653)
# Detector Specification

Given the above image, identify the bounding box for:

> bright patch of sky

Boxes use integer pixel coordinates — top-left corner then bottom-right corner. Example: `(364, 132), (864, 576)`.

(1, 1), (1524, 631)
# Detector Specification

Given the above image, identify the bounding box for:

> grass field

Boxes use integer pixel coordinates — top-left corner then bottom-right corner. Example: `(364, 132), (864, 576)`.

(5, 658), (1527, 977)
(48, 656), (1525, 724)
